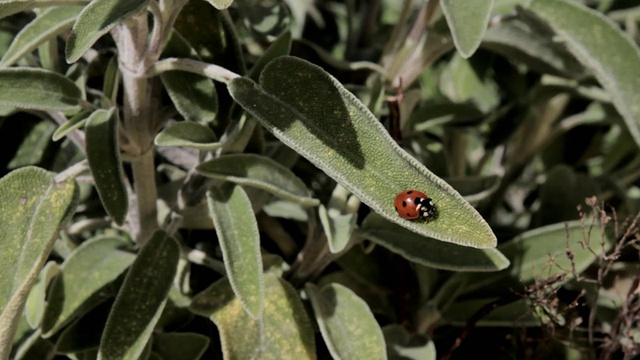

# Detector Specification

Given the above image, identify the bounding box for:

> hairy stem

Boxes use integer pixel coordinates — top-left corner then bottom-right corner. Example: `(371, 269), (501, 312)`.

(116, 14), (158, 244)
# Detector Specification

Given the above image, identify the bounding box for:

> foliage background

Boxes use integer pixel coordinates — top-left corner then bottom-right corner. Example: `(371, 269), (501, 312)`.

(1, 0), (639, 359)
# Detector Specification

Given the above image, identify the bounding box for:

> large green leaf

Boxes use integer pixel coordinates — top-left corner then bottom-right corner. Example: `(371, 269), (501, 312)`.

(198, 154), (319, 207)
(529, 0), (640, 150)
(0, 167), (78, 360)
(85, 108), (128, 225)
(306, 282), (386, 360)
(206, 183), (264, 319)
(441, 0), (495, 58)
(0, 68), (82, 112)
(41, 236), (136, 337)
(0, 5), (83, 67)
(98, 230), (179, 360)
(228, 56), (496, 248)
(65, 0), (150, 63)
(357, 213), (509, 272)
(481, 15), (585, 77)
(190, 275), (315, 359)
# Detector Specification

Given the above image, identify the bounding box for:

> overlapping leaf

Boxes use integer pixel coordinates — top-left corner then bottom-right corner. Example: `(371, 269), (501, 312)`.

(0, 68), (82, 112)
(98, 231), (179, 360)
(198, 154), (319, 207)
(206, 183), (264, 319)
(529, 0), (640, 150)
(190, 275), (315, 359)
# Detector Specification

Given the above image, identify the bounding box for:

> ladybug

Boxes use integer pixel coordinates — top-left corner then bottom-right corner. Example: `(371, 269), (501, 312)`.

(394, 190), (438, 220)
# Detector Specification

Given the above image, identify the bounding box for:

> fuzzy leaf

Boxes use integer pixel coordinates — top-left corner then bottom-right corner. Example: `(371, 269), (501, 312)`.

(190, 275), (315, 359)
(482, 16), (585, 77)
(319, 205), (357, 253)
(160, 32), (217, 124)
(203, 0), (234, 10)
(52, 110), (91, 142)
(383, 325), (436, 360)
(66, 0), (150, 63)
(98, 230), (179, 360)
(306, 282), (386, 360)
(199, 154), (319, 207)
(0, 68), (82, 112)
(155, 121), (221, 151)
(0, 5), (83, 67)
(443, 221), (612, 299)
(357, 213), (509, 272)
(206, 183), (264, 319)
(247, 31), (291, 81)
(25, 262), (60, 329)
(41, 236), (135, 337)
(0, 167), (78, 360)
(441, 0), (494, 58)
(85, 108), (128, 225)
(529, 0), (640, 150)
(228, 56), (496, 248)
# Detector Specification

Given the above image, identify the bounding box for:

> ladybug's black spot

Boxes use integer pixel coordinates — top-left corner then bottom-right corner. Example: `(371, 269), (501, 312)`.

(406, 213), (412, 217)
(406, 190), (413, 194)
(401, 201), (407, 207)
(394, 206), (398, 212)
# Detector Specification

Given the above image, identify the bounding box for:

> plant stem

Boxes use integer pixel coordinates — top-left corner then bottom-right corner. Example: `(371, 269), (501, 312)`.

(116, 14), (159, 245)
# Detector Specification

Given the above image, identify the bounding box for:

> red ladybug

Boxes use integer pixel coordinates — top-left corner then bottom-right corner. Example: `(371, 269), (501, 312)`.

(394, 190), (438, 220)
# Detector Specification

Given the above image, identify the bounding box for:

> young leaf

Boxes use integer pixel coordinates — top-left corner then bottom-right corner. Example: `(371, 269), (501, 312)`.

(198, 154), (319, 207)
(85, 108), (128, 225)
(98, 230), (180, 360)
(66, 0), (150, 63)
(206, 183), (264, 319)
(52, 109), (91, 142)
(228, 56), (496, 248)
(155, 121), (221, 151)
(190, 275), (315, 359)
(0, 5), (83, 67)
(41, 236), (136, 337)
(319, 205), (357, 254)
(305, 282), (386, 360)
(25, 262), (60, 329)
(441, 0), (495, 58)
(0, 167), (78, 360)
(357, 213), (509, 272)
(442, 221), (612, 299)
(0, 68), (82, 112)
(529, 0), (640, 150)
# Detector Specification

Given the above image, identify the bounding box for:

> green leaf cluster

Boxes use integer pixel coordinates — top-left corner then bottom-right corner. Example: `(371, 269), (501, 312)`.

(1, 0), (639, 358)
